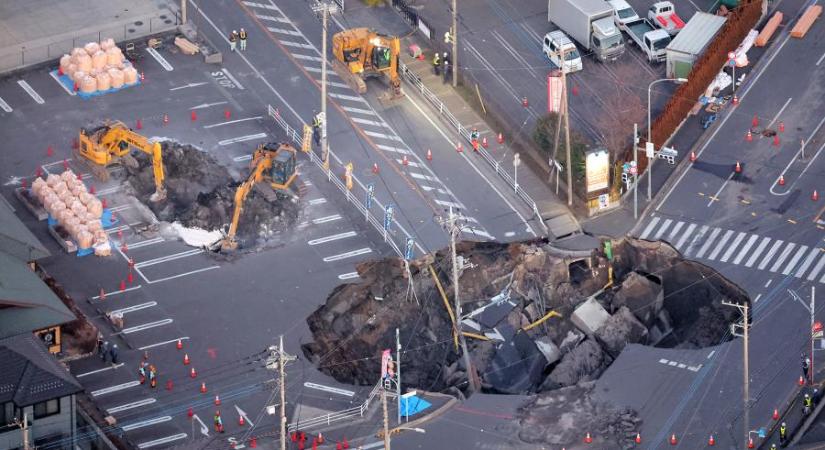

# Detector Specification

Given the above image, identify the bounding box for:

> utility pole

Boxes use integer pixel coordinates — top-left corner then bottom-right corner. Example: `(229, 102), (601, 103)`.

(396, 328), (402, 425)
(22, 413), (30, 450)
(811, 286), (816, 385)
(180, 0), (187, 24)
(313, 1), (337, 170)
(451, 0), (458, 87)
(561, 60), (573, 206)
(382, 387), (391, 450)
(446, 207), (477, 393)
(633, 123), (639, 219)
(724, 300), (750, 447)
(266, 336), (296, 450)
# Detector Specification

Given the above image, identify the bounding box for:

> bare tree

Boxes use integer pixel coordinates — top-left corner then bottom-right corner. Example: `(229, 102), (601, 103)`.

(595, 66), (646, 162)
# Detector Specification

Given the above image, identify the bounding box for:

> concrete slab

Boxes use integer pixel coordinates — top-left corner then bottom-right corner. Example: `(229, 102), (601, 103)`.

(570, 297), (611, 336)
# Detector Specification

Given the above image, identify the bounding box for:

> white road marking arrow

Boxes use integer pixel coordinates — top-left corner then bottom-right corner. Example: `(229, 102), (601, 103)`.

(170, 82), (208, 91)
(234, 405), (254, 427)
(189, 101), (229, 110)
(191, 413), (210, 437)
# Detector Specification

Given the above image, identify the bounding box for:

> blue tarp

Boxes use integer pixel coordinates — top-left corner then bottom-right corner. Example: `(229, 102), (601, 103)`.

(400, 395), (431, 417)
(100, 209), (118, 228)
(51, 69), (141, 99)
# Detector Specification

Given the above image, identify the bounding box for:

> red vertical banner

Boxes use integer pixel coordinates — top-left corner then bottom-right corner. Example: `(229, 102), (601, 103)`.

(547, 70), (563, 114)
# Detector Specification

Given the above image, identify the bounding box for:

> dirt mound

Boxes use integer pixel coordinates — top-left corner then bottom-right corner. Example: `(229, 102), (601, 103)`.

(126, 141), (300, 247)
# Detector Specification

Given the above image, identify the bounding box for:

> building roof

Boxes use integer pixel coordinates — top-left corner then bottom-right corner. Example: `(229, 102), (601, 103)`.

(666, 12), (727, 55)
(0, 333), (82, 407)
(0, 250), (75, 339)
(0, 197), (50, 262)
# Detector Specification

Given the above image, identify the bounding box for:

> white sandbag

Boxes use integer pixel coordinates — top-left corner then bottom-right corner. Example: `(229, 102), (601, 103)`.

(78, 192), (94, 206)
(70, 200), (87, 217)
(100, 38), (116, 51)
(59, 54), (72, 71)
(32, 178), (47, 197)
(81, 76), (97, 93)
(96, 71), (111, 91)
(123, 66), (138, 84)
(69, 183), (86, 197)
(52, 181), (68, 196)
(84, 42), (100, 55)
(106, 47), (123, 66)
(60, 170), (75, 182)
(108, 68), (124, 88)
(71, 47), (86, 58)
(92, 50), (107, 70)
(46, 173), (61, 187)
(77, 230), (94, 249)
(86, 198), (103, 218)
(76, 53), (92, 73)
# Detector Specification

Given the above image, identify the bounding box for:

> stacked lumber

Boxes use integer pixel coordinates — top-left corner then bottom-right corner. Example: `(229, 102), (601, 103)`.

(791, 5), (822, 38)
(756, 12), (783, 47)
(175, 37), (200, 55)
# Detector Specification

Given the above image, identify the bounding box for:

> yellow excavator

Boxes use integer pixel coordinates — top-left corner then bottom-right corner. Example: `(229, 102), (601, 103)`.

(215, 142), (298, 251)
(76, 121), (166, 201)
(332, 28), (403, 100)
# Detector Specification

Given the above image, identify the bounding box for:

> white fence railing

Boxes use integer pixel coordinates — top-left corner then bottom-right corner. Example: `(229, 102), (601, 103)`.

(398, 62), (547, 231)
(268, 105), (411, 258)
(287, 382), (384, 432)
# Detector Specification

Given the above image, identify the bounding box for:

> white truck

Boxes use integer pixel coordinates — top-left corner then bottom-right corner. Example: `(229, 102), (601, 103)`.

(548, 0), (625, 62)
(607, 0), (639, 26)
(542, 30), (583, 73)
(647, 1), (685, 35)
(620, 18), (672, 62)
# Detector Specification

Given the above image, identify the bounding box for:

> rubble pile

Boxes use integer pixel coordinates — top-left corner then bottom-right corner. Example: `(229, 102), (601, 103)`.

(126, 142), (300, 247)
(302, 238), (748, 396)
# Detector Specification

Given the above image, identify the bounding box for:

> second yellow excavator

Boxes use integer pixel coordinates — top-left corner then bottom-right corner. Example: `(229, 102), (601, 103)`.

(332, 27), (403, 100)
(216, 142), (298, 251)
(76, 121), (166, 202)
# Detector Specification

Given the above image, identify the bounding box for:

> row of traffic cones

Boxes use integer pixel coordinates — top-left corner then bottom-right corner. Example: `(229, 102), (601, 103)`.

(582, 431), (719, 446)
(131, 109), (233, 129)
(372, 134), (505, 174)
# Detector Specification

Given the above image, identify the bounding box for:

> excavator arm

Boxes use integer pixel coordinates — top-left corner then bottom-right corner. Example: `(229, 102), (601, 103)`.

(220, 157), (270, 250)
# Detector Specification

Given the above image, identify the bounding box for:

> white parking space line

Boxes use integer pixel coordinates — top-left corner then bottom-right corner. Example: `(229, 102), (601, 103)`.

(758, 240), (784, 270)
(109, 204), (131, 213)
(146, 266), (220, 285)
(146, 47), (173, 71)
(109, 302), (158, 316)
(376, 144), (409, 154)
(76, 363), (124, 378)
(308, 231), (357, 245)
(96, 185), (121, 195)
(204, 116), (262, 129)
(674, 223), (697, 249)
(308, 198), (327, 205)
(342, 106), (377, 115)
(303, 66), (323, 73)
(796, 248), (821, 278)
(244, 0), (277, 8)
(107, 398), (156, 414)
(313, 214), (341, 224)
(303, 382), (355, 397)
(352, 117), (386, 127)
(138, 336), (190, 351)
(294, 54), (324, 62)
(733, 234), (759, 265)
(323, 248), (372, 262)
(128, 237), (165, 249)
(639, 217), (661, 240)
(328, 92), (367, 103)
(281, 41), (315, 49)
(91, 284), (141, 300)
(121, 416), (172, 431)
(219, 68), (244, 89)
(218, 132), (268, 146)
(91, 380), (141, 397)
(17, 80), (44, 104)
(434, 199), (463, 209)
(338, 272), (359, 280)
(318, 80), (350, 89)
(720, 232), (746, 263)
(0, 96), (11, 112)
(769, 243), (796, 272)
(233, 154), (252, 162)
(256, 14), (290, 23)
(808, 254), (825, 281)
(106, 224), (131, 235)
(396, 158), (422, 168)
(745, 237), (771, 267)
(268, 27), (303, 36)
(49, 71), (76, 96)
(817, 50), (825, 66)
(135, 249), (202, 268)
(121, 319), (173, 334)
(363, 130), (402, 141)
(409, 172), (437, 182)
(421, 185), (447, 195)
(137, 434), (188, 449)
(782, 245), (808, 275)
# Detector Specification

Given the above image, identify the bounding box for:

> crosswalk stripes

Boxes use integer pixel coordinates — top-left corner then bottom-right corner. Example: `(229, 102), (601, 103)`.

(636, 217), (825, 283)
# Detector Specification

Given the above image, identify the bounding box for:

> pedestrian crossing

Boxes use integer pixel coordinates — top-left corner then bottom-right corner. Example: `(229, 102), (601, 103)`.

(637, 216), (825, 283)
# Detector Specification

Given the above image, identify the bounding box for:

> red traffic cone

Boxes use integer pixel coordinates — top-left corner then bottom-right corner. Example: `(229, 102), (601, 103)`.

(99, 287), (106, 300)
(239, 414), (245, 426)
(635, 433), (641, 444)
(215, 395), (221, 406)
(456, 142), (463, 153)
(224, 109), (231, 120)
(813, 190), (820, 201)
(690, 151), (697, 162)
(140, 71), (145, 82)
(36, 167), (42, 178)
(187, 407), (194, 418)
(73, 81), (79, 92)
(336, 442), (342, 450)
(342, 437), (349, 449)
(163, 113), (169, 125)
(521, 97), (528, 107)
(800, 375), (806, 386)
(250, 437), (257, 448)
(779, 121), (785, 132)
(127, 271), (134, 284)
(778, 175), (785, 186)
(735, 161), (742, 173)
(191, 110), (197, 121)
(166, 379), (173, 391)
(200, 382), (207, 393)
(318, 433), (324, 444)
(136, 118), (143, 130)
(572, 85), (579, 96)
(746, 130), (753, 142)
(584, 432), (593, 444)
(773, 134), (780, 146)
(481, 136), (489, 148)
(190, 367), (197, 378)
(402, 155), (409, 166)
(177, 339), (183, 350)
(128, 258), (135, 269)
(101, 198), (107, 208)
(119, 280), (126, 291)
(773, 408), (780, 420)
(63, 159), (69, 170)
(47, 145), (53, 157)
(372, 163), (379, 174)
(748, 437), (754, 448)
(752, 114), (759, 127)
(732, 95), (739, 105)
(426, 149), (432, 161)
(76, 172), (83, 181)
(72, 138), (79, 150)
(708, 434), (715, 446)
(291, 432), (298, 442)
(184, 353), (190, 365)
(497, 132), (504, 144)
(121, 242), (128, 253)
(89, 184), (96, 194)
(670, 433), (677, 445)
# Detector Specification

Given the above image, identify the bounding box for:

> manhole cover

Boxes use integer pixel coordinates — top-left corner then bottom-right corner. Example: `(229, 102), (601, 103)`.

(128, 28), (136, 34)
(135, 21), (144, 26)
(159, 14), (167, 19)
(164, 19), (172, 24)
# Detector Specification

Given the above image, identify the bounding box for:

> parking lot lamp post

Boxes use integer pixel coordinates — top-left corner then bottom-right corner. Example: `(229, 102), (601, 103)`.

(647, 77), (687, 200)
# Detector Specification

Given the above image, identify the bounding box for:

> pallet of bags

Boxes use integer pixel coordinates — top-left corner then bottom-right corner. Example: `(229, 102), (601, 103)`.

(55, 38), (141, 99)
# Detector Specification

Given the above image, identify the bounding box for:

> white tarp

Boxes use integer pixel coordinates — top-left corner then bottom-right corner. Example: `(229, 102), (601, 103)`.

(170, 222), (222, 247)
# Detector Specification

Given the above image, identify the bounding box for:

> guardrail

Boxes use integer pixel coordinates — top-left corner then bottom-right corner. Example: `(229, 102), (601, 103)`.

(287, 381), (384, 432)
(267, 105), (411, 258)
(397, 63), (547, 231)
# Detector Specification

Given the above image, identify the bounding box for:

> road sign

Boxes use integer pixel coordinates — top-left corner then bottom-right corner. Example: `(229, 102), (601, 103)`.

(405, 238), (414, 260)
(366, 183), (375, 209)
(645, 142), (654, 159)
(384, 204), (394, 231)
(514, 153), (521, 167)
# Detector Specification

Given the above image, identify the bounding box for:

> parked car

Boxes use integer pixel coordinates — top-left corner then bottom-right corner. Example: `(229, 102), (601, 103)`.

(543, 30), (583, 73)
(607, 0), (639, 26)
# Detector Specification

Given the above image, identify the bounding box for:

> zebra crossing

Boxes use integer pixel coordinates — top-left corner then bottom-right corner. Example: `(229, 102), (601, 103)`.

(638, 216), (825, 283)
(241, 0), (494, 240)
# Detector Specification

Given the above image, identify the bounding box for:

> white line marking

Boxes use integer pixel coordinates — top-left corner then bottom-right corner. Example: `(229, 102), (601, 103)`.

(303, 382), (355, 397)
(639, 217), (661, 239)
(107, 398), (156, 414)
(91, 284), (142, 300)
(817, 50), (825, 66)
(462, 227), (495, 240)
(293, 54), (324, 62)
(109, 301), (158, 316)
(308, 198), (327, 205)
(268, 27), (303, 36)
(109, 204), (131, 213)
(17, 80), (44, 104)
(221, 68), (245, 90)
(323, 248), (372, 262)
(50, 71), (76, 96)
(434, 199), (463, 209)
(145, 47), (173, 71)
(169, 81), (208, 91)
(121, 416), (173, 431)
(135, 249), (202, 268)
(243, 0), (277, 8)
(720, 232), (746, 263)
(128, 237), (165, 249)
(684, 225), (709, 256)
(146, 266), (220, 284)
(707, 172), (735, 207)
(653, 219), (673, 240)
(256, 13), (290, 23)
(121, 319), (173, 334)
(376, 144), (410, 154)
(91, 381), (141, 397)
(234, 154), (252, 162)
(328, 92), (368, 103)
(137, 434), (188, 449)
(421, 185), (447, 195)
(190, 101), (228, 110)
(782, 245), (808, 275)
(745, 237), (771, 267)
(696, 228), (722, 259)
(708, 230), (734, 260)
(733, 234), (759, 265)
(409, 172), (437, 182)
(666, 221), (684, 242)
(674, 223), (697, 249)
(218, 133), (268, 146)
(796, 248), (820, 278)
(138, 336), (190, 351)
(0, 96), (11, 112)
(363, 130), (403, 141)
(808, 254), (825, 281)
(281, 41), (315, 49)
(203, 116), (262, 129)
(769, 243), (796, 272)
(342, 106), (377, 115)
(754, 293), (762, 303)
(396, 158), (422, 168)
(308, 231), (357, 245)
(770, 131), (825, 195)
(338, 272), (359, 280)
(312, 214), (341, 224)
(759, 241), (785, 271)
(352, 117), (386, 127)
(96, 185), (121, 195)
(316, 79), (350, 89)
(303, 66), (323, 73)
(76, 363), (125, 378)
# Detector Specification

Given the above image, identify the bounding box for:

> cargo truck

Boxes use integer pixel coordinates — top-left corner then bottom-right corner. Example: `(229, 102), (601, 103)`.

(620, 18), (671, 63)
(547, 0), (625, 62)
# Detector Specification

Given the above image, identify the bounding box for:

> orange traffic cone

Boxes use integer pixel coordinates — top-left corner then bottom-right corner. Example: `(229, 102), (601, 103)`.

(735, 161), (742, 173)
(748, 437), (754, 448)
(799, 375), (805, 386)
(121, 242), (128, 253)
(746, 130), (753, 142)
(166, 379), (173, 391)
(127, 271), (134, 284)
(225, 109), (231, 120)
(670, 434), (677, 445)
(497, 132), (504, 144)
(779, 121), (785, 132)
(372, 163), (379, 174)
(47, 145), (53, 157)
(191, 110), (197, 121)
(184, 353), (190, 365)
(708, 434), (715, 446)
(136, 119), (143, 130)
(778, 175), (785, 186)
(188, 407), (194, 418)
(140, 71), (145, 82)
(752, 114), (759, 127)
(426, 149), (432, 161)
(200, 382), (207, 393)
(456, 143), (463, 153)
(215, 395), (221, 406)
(584, 432), (592, 444)
(239, 415), (245, 426)
(814, 190), (820, 201)
(402, 155), (409, 166)
(773, 134), (780, 146)
(177, 339), (183, 350)
(250, 437), (257, 448)
(163, 113), (169, 126)
(119, 280), (126, 291)
(190, 367), (197, 378)
(690, 151), (696, 162)
(635, 432), (641, 444)
(732, 95), (739, 105)
(89, 184), (96, 194)
(481, 136), (489, 148)
(773, 408), (780, 420)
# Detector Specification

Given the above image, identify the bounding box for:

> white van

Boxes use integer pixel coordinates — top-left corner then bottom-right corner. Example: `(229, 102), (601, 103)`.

(607, 0), (640, 26)
(543, 31), (583, 73)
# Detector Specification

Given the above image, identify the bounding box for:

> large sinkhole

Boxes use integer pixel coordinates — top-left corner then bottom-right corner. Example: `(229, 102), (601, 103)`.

(301, 238), (748, 396)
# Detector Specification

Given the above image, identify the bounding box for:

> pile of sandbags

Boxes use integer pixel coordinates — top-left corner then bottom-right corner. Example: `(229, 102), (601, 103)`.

(58, 38), (136, 95)
(31, 170), (111, 256)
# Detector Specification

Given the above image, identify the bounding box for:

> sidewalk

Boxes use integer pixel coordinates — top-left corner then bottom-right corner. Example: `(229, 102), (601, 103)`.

(759, 373), (825, 448)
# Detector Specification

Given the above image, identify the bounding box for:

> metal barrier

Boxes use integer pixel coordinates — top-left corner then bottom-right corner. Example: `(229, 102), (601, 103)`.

(267, 105), (409, 257)
(391, 0), (433, 40)
(397, 63), (547, 229)
(287, 382), (384, 432)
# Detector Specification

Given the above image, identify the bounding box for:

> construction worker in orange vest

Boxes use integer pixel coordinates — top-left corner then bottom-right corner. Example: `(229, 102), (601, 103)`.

(138, 361), (147, 384)
(471, 128), (480, 151)
(239, 28), (248, 51)
(214, 411), (224, 433)
(148, 365), (157, 388)
(229, 30), (238, 52)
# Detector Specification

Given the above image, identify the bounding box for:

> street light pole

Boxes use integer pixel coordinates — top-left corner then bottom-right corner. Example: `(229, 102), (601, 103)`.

(723, 300), (750, 448)
(647, 78), (687, 201)
(811, 286), (817, 385)
(451, 0), (458, 87)
(633, 122), (638, 219)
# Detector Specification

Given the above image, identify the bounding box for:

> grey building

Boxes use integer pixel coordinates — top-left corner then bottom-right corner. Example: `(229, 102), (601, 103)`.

(0, 333), (83, 450)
